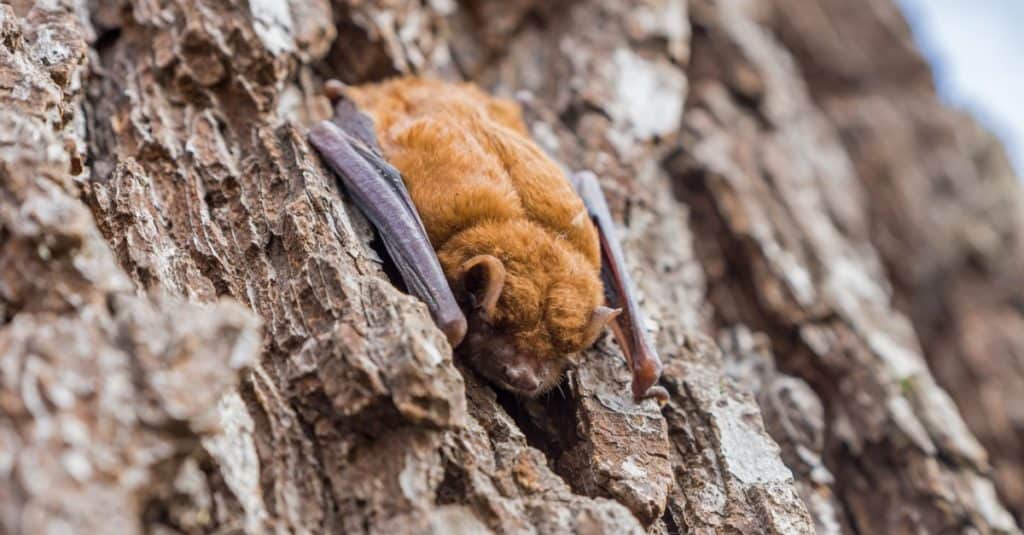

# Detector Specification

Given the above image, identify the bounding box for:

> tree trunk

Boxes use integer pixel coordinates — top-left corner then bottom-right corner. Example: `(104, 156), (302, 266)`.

(1, 0), (1021, 533)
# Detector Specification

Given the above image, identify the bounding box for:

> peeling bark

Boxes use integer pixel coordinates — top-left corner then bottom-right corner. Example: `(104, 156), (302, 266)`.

(2, 0), (1021, 534)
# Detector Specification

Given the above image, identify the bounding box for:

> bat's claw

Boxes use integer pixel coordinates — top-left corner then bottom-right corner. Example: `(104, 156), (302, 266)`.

(638, 385), (669, 406)
(324, 79), (349, 100)
(628, 339), (664, 403)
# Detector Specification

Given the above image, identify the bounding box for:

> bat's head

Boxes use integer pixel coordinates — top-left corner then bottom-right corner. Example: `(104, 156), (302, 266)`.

(441, 221), (614, 397)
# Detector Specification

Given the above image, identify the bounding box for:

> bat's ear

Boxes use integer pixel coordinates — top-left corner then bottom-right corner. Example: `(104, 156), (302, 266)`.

(582, 306), (621, 348)
(460, 255), (506, 322)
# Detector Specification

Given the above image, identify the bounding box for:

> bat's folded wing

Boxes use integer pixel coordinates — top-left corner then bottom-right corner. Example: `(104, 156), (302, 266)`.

(571, 171), (667, 403)
(309, 119), (467, 347)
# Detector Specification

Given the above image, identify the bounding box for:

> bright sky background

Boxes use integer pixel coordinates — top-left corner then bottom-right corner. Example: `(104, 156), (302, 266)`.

(897, 0), (1024, 177)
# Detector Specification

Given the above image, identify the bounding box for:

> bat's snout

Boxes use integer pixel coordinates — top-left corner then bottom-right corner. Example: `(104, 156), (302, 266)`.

(501, 364), (540, 394)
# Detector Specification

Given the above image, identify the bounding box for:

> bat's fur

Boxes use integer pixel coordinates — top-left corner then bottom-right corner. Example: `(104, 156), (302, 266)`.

(346, 77), (608, 395)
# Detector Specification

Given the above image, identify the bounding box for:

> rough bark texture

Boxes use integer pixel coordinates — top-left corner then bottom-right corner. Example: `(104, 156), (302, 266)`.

(1, 0), (1021, 534)
(768, 1), (1024, 526)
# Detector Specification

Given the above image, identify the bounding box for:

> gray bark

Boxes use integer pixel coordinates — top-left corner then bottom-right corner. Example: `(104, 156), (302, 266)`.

(1, 0), (1020, 533)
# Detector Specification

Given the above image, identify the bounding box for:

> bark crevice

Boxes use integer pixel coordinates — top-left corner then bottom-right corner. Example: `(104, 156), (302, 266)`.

(2, 0), (1021, 533)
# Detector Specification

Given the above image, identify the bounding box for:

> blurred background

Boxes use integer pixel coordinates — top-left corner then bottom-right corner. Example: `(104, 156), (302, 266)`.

(899, 0), (1024, 177)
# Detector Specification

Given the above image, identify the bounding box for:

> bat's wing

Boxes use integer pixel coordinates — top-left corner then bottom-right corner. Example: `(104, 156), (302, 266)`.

(571, 171), (668, 403)
(308, 84), (467, 347)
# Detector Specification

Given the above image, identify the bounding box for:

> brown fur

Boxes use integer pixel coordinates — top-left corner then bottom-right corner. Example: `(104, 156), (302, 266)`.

(347, 77), (606, 393)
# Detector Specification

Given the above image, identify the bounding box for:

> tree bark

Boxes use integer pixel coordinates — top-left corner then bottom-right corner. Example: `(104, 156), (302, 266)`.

(768, 0), (1024, 525)
(1, 0), (1020, 534)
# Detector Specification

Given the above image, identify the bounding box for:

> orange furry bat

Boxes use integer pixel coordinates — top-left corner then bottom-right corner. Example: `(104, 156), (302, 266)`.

(309, 77), (665, 401)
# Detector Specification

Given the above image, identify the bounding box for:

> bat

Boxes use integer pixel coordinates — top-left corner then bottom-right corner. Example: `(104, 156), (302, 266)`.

(308, 77), (666, 402)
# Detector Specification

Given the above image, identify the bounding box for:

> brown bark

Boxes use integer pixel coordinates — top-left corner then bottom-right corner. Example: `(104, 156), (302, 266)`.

(768, 0), (1024, 525)
(1, 0), (1020, 534)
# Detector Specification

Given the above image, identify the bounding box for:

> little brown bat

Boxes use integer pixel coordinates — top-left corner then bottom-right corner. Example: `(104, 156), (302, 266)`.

(308, 77), (665, 402)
